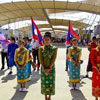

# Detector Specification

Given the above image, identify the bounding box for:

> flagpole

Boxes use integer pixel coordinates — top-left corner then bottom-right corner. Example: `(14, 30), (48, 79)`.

(31, 16), (43, 46)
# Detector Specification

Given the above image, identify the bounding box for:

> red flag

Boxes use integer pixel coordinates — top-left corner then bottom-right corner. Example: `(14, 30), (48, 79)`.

(68, 21), (81, 40)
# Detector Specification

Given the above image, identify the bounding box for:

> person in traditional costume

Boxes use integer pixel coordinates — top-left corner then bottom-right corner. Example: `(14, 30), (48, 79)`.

(85, 36), (97, 78)
(14, 40), (29, 92)
(7, 37), (18, 75)
(65, 37), (73, 71)
(68, 38), (82, 90)
(23, 37), (32, 80)
(39, 32), (57, 100)
(90, 38), (100, 100)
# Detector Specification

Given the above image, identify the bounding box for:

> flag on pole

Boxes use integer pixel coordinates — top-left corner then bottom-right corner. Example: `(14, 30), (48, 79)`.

(66, 29), (73, 45)
(31, 17), (43, 46)
(0, 32), (10, 45)
(66, 21), (81, 44)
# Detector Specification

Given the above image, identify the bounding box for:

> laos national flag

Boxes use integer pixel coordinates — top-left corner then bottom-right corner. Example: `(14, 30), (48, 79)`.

(31, 17), (43, 46)
(66, 21), (81, 45)
(0, 32), (10, 45)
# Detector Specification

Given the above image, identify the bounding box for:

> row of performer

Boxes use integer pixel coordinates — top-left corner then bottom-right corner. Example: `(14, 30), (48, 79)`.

(0, 32), (57, 100)
(66, 36), (100, 100)
(0, 32), (100, 100)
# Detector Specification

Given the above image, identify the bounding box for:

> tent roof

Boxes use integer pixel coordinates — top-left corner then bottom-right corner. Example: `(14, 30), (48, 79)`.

(0, 0), (100, 34)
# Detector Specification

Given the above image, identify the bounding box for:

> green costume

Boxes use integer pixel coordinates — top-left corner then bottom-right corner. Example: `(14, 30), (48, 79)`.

(39, 45), (57, 95)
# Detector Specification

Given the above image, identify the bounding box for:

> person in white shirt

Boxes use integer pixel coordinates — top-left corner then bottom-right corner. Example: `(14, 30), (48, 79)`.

(1, 42), (9, 70)
(32, 39), (40, 71)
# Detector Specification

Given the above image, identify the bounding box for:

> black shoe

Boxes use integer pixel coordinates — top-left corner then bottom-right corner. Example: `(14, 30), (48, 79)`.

(1, 68), (4, 70)
(8, 71), (12, 75)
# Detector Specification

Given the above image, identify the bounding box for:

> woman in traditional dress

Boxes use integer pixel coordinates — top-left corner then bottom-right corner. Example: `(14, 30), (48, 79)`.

(91, 38), (100, 100)
(23, 37), (32, 80)
(85, 36), (97, 78)
(14, 40), (29, 92)
(68, 38), (82, 90)
(39, 32), (57, 100)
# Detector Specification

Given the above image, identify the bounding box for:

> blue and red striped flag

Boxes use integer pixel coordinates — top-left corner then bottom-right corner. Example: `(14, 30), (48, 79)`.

(66, 21), (81, 45)
(31, 17), (43, 46)
(0, 32), (10, 45)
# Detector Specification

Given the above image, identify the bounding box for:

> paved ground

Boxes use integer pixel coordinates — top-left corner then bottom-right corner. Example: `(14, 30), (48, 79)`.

(0, 47), (95, 100)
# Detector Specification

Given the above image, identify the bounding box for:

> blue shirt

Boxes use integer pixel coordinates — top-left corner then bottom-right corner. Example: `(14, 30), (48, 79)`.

(7, 43), (18, 58)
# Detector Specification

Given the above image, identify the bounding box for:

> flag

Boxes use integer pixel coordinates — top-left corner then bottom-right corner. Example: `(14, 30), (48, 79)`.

(66, 30), (73, 45)
(31, 17), (43, 46)
(0, 32), (10, 45)
(5, 39), (10, 44)
(66, 21), (81, 44)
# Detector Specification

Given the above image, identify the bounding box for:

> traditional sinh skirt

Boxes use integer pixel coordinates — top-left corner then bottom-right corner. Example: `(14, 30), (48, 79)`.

(41, 66), (55, 95)
(27, 62), (32, 77)
(92, 65), (100, 97)
(17, 64), (29, 84)
(69, 61), (80, 83)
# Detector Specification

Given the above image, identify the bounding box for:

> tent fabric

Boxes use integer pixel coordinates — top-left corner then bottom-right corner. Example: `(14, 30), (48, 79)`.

(0, 0), (99, 34)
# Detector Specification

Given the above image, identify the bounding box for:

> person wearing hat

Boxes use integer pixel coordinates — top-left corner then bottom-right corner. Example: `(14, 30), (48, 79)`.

(39, 32), (57, 100)
(68, 38), (82, 90)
